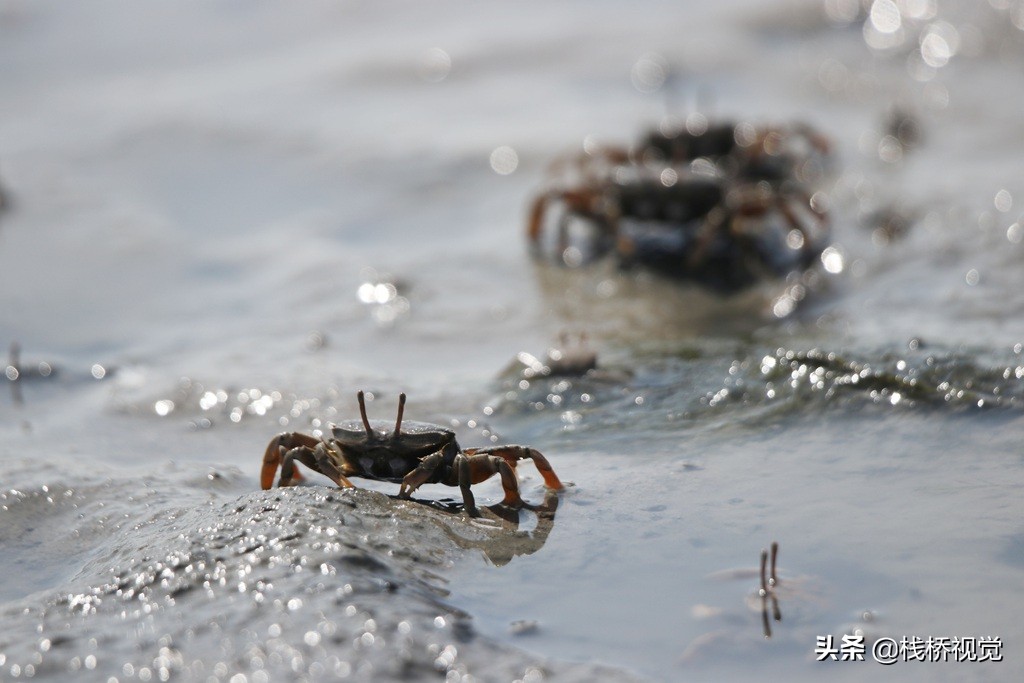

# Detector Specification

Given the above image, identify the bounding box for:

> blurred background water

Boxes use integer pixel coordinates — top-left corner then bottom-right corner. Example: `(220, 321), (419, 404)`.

(2, 1), (1024, 680)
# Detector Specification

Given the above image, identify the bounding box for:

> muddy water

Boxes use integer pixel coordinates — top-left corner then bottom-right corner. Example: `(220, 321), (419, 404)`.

(3, 0), (1024, 681)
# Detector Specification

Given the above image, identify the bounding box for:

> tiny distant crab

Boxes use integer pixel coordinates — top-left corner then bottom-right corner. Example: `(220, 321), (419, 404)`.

(527, 120), (832, 293)
(528, 174), (828, 293)
(744, 542), (823, 639)
(756, 541), (782, 638)
(261, 391), (564, 517)
(509, 332), (598, 380)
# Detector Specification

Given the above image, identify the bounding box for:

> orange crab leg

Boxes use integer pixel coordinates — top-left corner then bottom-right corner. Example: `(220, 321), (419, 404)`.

(455, 453), (524, 517)
(261, 432), (319, 489)
(527, 193), (552, 247)
(463, 445), (564, 491)
(527, 189), (607, 258)
(462, 454), (524, 504)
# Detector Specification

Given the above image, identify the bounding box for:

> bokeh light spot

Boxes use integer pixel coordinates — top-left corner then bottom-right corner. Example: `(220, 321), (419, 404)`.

(489, 146), (518, 175)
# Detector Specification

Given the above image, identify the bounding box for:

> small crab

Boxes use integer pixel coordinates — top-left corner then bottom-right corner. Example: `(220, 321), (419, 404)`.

(261, 391), (564, 517)
(528, 173), (828, 293)
(526, 120), (832, 293)
(755, 541), (783, 638)
(506, 332), (599, 380)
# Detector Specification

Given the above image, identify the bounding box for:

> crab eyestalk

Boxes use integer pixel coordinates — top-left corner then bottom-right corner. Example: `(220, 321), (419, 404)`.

(394, 392), (406, 436)
(769, 541), (779, 587)
(761, 594), (772, 639)
(759, 548), (769, 596)
(357, 390), (372, 437)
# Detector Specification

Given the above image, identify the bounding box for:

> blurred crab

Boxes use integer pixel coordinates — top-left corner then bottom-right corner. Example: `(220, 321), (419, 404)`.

(528, 174), (829, 293)
(505, 332), (599, 380)
(638, 119), (832, 183)
(542, 120), (831, 189)
(527, 120), (832, 294)
(261, 391), (564, 517)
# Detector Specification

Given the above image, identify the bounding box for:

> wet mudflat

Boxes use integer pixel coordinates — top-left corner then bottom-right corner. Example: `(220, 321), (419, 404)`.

(3, 1), (1024, 681)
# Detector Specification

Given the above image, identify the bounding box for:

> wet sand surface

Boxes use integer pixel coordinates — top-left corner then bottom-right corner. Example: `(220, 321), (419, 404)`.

(3, 1), (1024, 680)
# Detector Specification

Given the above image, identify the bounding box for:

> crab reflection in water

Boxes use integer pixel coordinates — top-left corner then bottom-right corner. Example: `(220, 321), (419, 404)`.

(409, 489), (561, 567)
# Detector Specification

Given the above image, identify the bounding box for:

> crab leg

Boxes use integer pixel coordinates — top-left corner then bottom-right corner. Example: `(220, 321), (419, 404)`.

(262, 432), (319, 489)
(527, 192), (552, 249)
(528, 189), (609, 262)
(463, 445), (564, 490)
(261, 432), (356, 489)
(557, 208), (571, 259)
(456, 453), (524, 518)
(686, 207), (728, 271)
(777, 194), (828, 258)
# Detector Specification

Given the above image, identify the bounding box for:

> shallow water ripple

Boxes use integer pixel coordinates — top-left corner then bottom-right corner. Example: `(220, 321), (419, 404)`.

(713, 345), (1024, 415)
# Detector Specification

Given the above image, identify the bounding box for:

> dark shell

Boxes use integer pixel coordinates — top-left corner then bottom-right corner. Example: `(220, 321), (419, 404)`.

(329, 419), (455, 455)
